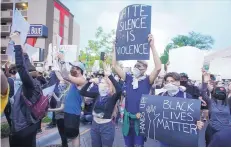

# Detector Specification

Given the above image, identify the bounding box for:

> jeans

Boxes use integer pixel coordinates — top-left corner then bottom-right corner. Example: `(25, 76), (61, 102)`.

(57, 119), (68, 147)
(123, 126), (145, 147)
(91, 120), (115, 147)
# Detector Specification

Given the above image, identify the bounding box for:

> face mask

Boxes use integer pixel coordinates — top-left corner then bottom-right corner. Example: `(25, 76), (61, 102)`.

(98, 86), (109, 96)
(115, 77), (119, 82)
(213, 93), (226, 100)
(164, 83), (179, 96)
(133, 67), (141, 78)
(180, 81), (188, 87)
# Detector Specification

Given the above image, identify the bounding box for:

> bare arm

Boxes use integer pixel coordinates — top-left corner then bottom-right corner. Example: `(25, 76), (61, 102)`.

(1, 70), (8, 95)
(48, 104), (64, 112)
(112, 43), (126, 80)
(68, 75), (86, 86)
(149, 35), (162, 84)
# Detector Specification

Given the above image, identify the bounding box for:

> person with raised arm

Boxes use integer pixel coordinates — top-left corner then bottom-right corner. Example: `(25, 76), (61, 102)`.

(112, 34), (162, 147)
(80, 63), (122, 147)
(57, 53), (86, 147)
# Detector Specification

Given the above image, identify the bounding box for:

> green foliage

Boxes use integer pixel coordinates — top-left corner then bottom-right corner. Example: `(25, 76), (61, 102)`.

(160, 31), (214, 64)
(1, 123), (10, 138)
(79, 27), (115, 71)
(167, 31), (214, 50)
(42, 116), (52, 123)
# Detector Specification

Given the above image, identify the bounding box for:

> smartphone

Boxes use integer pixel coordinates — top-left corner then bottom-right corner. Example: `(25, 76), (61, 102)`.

(100, 52), (105, 61)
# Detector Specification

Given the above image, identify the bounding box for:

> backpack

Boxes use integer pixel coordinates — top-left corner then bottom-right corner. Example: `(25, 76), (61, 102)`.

(22, 92), (49, 120)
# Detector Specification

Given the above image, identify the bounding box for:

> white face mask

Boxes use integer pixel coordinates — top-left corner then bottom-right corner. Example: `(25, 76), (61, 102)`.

(133, 67), (141, 78)
(115, 77), (119, 82)
(164, 83), (179, 96)
(98, 86), (109, 96)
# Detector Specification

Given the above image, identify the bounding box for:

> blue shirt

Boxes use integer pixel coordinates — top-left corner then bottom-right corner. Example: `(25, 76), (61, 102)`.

(64, 84), (82, 115)
(208, 127), (231, 146)
(125, 74), (151, 114)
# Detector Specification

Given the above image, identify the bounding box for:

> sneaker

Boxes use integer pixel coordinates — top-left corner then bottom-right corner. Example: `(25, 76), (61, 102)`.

(45, 124), (56, 129)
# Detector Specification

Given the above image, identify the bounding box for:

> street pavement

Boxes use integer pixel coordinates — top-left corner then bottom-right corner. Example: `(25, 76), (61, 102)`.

(1, 121), (206, 147)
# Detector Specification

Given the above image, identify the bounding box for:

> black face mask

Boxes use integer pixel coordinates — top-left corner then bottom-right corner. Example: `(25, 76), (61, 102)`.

(180, 81), (188, 86)
(213, 93), (226, 100)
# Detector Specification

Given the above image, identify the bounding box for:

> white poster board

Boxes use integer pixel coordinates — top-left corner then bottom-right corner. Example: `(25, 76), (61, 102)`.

(54, 45), (78, 62)
(168, 46), (204, 80)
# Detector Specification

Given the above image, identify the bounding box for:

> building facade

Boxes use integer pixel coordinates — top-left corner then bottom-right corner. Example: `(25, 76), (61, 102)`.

(1, 0), (80, 61)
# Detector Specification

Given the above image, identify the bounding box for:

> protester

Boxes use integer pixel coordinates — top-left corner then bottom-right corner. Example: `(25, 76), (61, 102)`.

(180, 73), (200, 99)
(3, 64), (17, 127)
(57, 53), (86, 147)
(158, 72), (204, 146)
(201, 71), (231, 146)
(48, 78), (70, 147)
(80, 63), (122, 147)
(1, 69), (9, 114)
(9, 33), (41, 147)
(112, 34), (162, 147)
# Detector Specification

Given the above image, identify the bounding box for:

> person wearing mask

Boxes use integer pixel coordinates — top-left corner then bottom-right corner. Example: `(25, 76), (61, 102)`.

(158, 72), (204, 146)
(57, 53), (86, 147)
(201, 71), (231, 146)
(9, 33), (41, 146)
(180, 73), (200, 99)
(1, 69), (9, 114)
(112, 34), (162, 147)
(80, 64), (122, 147)
(48, 78), (70, 147)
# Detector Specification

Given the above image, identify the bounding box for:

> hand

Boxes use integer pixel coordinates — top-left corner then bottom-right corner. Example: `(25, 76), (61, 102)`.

(90, 78), (99, 84)
(148, 34), (154, 47)
(196, 121), (204, 130)
(136, 113), (141, 119)
(199, 96), (207, 106)
(103, 63), (112, 77)
(81, 111), (84, 116)
(10, 32), (21, 46)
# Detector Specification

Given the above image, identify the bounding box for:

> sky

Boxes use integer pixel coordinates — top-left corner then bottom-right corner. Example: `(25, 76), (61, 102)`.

(61, 0), (231, 73)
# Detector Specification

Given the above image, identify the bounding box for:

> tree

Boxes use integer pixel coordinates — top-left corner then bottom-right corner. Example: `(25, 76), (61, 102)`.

(160, 31), (214, 64)
(79, 27), (115, 71)
(167, 31), (214, 50)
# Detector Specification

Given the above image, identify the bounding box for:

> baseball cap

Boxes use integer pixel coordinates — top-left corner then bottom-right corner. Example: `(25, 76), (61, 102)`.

(214, 87), (226, 95)
(69, 62), (85, 72)
(180, 73), (189, 79)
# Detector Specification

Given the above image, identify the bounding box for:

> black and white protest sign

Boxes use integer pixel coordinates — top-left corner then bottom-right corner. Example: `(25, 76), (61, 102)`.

(139, 95), (201, 147)
(115, 4), (151, 60)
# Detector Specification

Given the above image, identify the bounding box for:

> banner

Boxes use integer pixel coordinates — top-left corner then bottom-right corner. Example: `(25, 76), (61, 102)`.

(53, 45), (78, 62)
(115, 4), (151, 60)
(139, 95), (201, 146)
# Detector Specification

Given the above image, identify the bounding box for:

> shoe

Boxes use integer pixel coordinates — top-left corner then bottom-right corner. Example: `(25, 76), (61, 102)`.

(45, 124), (56, 129)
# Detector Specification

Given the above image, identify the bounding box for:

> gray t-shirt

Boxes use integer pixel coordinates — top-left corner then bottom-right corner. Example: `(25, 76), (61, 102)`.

(55, 96), (65, 120)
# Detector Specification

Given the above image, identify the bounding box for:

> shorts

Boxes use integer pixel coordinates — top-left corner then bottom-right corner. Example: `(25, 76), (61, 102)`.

(64, 113), (80, 139)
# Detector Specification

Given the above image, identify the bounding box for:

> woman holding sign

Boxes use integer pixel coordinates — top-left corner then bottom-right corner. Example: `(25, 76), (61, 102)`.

(112, 34), (162, 147)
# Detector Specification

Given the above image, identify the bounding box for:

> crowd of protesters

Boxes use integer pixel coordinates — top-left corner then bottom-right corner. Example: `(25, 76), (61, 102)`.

(1, 32), (231, 147)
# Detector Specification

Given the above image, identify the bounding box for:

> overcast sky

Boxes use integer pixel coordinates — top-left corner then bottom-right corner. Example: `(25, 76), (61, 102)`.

(61, 0), (231, 52)
(61, 0), (231, 74)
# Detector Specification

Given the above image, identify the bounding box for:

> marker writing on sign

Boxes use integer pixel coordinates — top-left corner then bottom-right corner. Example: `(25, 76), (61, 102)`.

(155, 100), (197, 135)
(140, 97), (147, 134)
